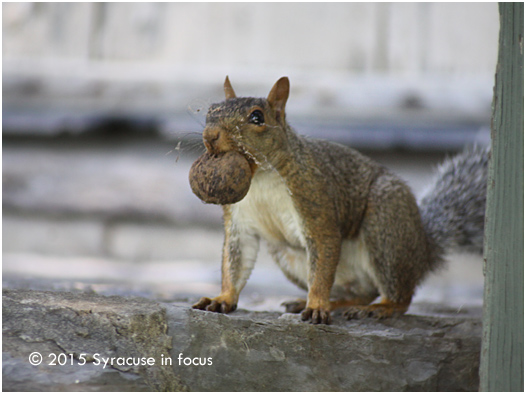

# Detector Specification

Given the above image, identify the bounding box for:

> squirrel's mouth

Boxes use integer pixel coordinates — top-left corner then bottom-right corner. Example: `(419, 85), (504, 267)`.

(241, 152), (259, 176)
(202, 128), (259, 175)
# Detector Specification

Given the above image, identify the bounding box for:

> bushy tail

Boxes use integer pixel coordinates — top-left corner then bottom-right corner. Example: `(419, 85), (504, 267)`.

(419, 146), (489, 264)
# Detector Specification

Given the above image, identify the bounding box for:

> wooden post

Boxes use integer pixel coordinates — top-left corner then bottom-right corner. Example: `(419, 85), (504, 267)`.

(480, 3), (524, 391)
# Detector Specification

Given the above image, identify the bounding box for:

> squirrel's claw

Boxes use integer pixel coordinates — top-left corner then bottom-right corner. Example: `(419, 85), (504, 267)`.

(207, 300), (237, 314)
(192, 297), (237, 314)
(301, 307), (332, 325)
(192, 297), (212, 310)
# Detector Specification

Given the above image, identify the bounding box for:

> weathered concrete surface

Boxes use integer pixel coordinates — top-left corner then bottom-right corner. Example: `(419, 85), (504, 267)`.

(169, 306), (481, 391)
(3, 289), (481, 391)
(2, 289), (182, 391)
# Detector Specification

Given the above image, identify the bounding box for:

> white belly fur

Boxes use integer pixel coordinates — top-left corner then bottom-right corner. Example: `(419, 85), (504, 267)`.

(232, 169), (306, 248)
(231, 169), (379, 298)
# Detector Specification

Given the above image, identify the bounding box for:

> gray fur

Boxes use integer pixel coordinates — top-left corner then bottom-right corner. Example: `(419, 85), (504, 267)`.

(419, 145), (489, 261)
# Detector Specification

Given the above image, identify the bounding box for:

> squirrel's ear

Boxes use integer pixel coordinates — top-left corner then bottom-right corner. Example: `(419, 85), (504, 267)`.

(224, 76), (236, 99)
(267, 77), (289, 121)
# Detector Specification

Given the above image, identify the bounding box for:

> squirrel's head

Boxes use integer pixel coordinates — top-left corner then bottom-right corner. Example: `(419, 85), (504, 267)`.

(202, 76), (290, 168)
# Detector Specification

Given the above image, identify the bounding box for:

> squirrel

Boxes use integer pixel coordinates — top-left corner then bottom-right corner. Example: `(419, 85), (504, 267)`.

(192, 76), (488, 324)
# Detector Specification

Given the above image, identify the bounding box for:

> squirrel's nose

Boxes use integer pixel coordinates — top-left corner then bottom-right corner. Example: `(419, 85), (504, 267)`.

(203, 127), (220, 154)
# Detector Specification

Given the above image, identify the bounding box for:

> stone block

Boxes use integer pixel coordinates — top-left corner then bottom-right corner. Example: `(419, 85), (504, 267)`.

(3, 289), (481, 391)
(2, 289), (182, 391)
(168, 305), (481, 391)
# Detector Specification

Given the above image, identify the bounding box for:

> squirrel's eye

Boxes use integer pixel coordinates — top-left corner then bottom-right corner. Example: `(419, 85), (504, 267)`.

(249, 110), (264, 125)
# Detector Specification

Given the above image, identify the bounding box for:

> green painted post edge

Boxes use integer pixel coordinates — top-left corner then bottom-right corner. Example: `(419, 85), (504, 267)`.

(480, 3), (524, 392)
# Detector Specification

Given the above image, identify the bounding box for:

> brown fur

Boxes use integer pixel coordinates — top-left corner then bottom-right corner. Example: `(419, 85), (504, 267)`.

(193, 77), (437, 324)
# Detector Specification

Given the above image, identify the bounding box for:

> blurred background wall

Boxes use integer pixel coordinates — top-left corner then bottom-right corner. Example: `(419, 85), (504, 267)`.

(3, 2), (498, 146)
(3, 3), (496, 304)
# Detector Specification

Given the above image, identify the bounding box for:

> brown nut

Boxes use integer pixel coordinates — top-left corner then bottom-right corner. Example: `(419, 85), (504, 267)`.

(189, 151), (252, 205)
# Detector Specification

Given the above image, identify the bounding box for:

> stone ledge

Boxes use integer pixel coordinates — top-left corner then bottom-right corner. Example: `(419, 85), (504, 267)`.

(2, 289), (182, 391)
(3, 289), (481, 391)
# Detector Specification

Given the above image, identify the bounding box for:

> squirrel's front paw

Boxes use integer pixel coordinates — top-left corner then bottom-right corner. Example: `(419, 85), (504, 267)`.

(192, 297), (237, 314)
(300, 307), (332, 325)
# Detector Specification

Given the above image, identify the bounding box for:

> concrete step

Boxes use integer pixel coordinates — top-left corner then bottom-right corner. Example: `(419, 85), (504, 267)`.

(3, 288), (481, 391)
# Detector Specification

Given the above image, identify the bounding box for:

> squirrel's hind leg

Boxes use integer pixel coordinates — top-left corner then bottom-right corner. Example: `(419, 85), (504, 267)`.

(351, 174), (427, 319)
(281, 299), (306, 313)
(343, 298), (411, 319)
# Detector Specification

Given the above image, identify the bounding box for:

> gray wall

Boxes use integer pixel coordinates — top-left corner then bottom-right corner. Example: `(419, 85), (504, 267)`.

(3, 3), (498, 125)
